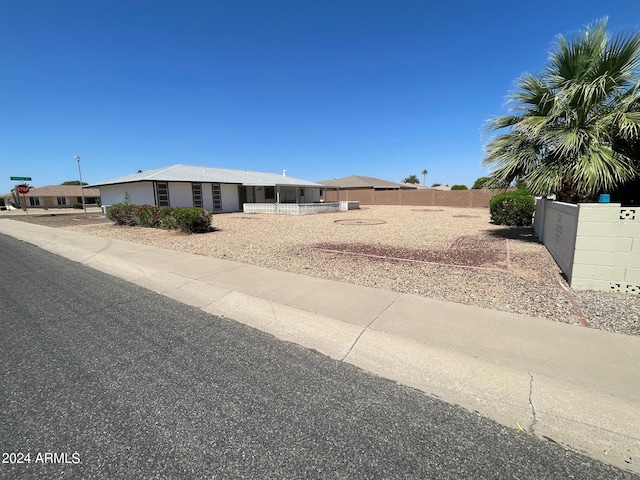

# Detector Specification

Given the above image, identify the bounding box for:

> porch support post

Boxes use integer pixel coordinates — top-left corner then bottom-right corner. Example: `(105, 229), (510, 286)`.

(276, 186), (281, 203)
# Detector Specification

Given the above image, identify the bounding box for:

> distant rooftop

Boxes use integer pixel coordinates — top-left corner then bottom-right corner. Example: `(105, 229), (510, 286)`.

(318, 175), (417, 189)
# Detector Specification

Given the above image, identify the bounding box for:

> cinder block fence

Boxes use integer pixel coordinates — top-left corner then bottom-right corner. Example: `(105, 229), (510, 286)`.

(534, 198), (640, 294)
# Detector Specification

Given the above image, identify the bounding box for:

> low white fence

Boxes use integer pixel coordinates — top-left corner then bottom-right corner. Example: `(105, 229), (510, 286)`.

(243, 202), (359, 215)
(534, 198), (640, 294)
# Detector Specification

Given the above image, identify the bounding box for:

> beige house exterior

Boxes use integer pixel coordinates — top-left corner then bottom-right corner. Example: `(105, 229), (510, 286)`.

(1, 185), (101, 209)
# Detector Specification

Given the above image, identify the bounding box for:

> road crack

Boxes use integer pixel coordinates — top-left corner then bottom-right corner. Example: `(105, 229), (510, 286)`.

(528, 372), (538, 434)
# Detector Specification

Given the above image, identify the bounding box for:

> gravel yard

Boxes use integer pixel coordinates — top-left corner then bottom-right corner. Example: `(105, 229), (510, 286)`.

(5, 206), (639, 336)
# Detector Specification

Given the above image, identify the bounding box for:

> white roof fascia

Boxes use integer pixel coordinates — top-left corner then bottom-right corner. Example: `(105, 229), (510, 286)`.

(88, 164), (323, 188)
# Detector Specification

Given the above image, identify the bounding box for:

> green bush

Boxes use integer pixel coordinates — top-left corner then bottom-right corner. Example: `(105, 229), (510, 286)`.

(106, 203), (137, 225)
(106, 203), (212, 233)
(160, 207), (212, 233)
(134, 205), (162, 228)
(489, 190), (535, 226)
(451, 184), (468, 190)
(72, 202), (84, 209)
(471, 177), (491, 189)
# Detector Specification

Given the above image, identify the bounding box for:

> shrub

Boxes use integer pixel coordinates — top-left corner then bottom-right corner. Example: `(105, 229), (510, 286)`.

(451, 184), (468, 190)
(489, 190), (535, 226)
(106, 203), (137, 225)
(134, 205), (162, 228)
(107, 203), (212, 233)
(72, 202), (84, 209)
(160, 207), (212, 233)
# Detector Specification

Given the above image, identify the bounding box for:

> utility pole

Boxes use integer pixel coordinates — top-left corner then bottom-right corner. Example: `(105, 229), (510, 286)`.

(75, 155), (87, 215)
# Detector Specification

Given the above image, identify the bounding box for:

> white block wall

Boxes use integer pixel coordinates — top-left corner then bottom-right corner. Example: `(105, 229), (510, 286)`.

(536, 199), (640, 294)
(572, 204), (640, 294)
(537, 200), (579, 281)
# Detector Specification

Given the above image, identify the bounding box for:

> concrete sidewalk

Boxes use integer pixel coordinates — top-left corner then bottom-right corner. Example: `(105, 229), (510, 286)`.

(1, 219), (638, 474)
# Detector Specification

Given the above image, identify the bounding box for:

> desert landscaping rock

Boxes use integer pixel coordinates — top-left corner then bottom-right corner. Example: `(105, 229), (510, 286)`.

(9, 206), (639, 336)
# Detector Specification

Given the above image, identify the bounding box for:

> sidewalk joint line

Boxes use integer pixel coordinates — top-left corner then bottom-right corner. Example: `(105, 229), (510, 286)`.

(340, 293), (402, 362)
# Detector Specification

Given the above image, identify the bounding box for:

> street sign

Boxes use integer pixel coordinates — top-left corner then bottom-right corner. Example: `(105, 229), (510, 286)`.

(10, 176), (32, 181)
(16, 184), (30, 194)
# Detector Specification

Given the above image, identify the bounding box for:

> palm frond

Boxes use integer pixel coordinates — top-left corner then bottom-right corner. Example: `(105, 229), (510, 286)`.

(482, 18), (640, 199)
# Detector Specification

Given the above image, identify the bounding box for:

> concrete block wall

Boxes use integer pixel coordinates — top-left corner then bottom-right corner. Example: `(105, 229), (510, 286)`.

(536, 200), (579, 282)
(535, 199), (640, 294)
(324, 188), (502, 208)
(572, 204), (640, 293)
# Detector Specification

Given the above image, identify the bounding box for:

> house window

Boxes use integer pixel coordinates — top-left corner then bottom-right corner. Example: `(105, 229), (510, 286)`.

(29, 197), (41, 206)
(157, 182), (170, 207)
(192, 183), (202, 208)
(212, 184), (222, 211)
(55, 197), (69, 206)
(265, 186), (275, 200)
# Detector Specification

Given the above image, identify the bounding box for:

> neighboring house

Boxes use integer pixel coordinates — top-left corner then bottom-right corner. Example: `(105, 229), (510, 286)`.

(319, 175), (418, 191)
(318, 175), (500, 208)
(319, 175), (418, 201)
(1, 185), (101, 209)
(89, 164), (325, 213)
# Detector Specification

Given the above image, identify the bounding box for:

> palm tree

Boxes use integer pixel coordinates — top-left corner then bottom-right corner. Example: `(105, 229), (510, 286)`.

(421, 169), (428, 185)
(402, 174), (420, 184)
(483, 19), (640, 201)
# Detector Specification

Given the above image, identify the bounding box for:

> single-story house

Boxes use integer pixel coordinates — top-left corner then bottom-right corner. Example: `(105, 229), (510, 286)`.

(1, 185), (101, 209)
(319, 175), (419, 191)
(89, 164), (326, 213)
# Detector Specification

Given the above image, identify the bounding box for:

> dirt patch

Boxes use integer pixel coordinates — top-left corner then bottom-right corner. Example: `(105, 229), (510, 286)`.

(333, 219), (386, 226)
(4, 213), (110, 228)
(311, 235), (508, 270)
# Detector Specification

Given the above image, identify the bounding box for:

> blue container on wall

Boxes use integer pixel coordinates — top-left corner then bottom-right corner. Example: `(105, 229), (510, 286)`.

(598, 193), (610, 203)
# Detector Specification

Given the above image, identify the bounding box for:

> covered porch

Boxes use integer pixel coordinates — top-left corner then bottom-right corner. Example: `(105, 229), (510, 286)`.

(240, 184), (325, 204)
(243, 201), (359, 215)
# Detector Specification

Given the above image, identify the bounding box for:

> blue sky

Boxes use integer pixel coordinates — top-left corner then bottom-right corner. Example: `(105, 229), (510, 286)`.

(2, 1), (639, 194)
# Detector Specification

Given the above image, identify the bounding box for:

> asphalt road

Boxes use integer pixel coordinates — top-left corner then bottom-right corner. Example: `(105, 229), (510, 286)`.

(0, 232), (636, 479)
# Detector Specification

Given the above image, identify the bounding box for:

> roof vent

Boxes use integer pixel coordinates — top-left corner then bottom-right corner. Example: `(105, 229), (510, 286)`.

(282, 169), (287, 177)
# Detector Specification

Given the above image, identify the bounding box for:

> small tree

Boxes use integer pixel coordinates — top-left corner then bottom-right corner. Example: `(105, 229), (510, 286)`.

(451, 184), (468, 190)
(472, 177), (491, 189)
(61, 180), (88, 185)
(403, 174), (420, 184)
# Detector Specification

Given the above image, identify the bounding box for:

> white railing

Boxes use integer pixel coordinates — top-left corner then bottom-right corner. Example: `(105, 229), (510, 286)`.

(243, 202), (343, 215)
